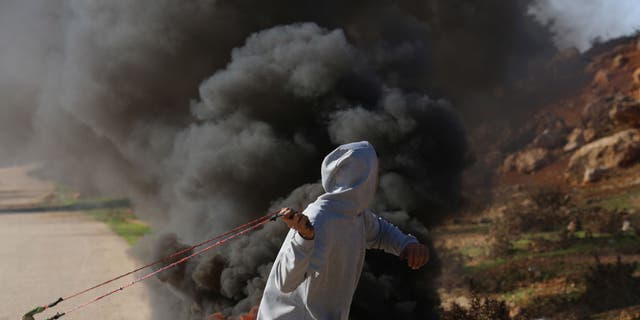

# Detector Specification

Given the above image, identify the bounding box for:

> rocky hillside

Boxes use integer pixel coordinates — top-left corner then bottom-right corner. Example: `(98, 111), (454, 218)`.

(500, 36), (640, 187)
(436, 36), (640, 319)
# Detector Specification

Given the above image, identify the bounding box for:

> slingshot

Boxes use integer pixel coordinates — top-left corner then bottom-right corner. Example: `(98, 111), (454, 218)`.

(22, 211), (283, 320)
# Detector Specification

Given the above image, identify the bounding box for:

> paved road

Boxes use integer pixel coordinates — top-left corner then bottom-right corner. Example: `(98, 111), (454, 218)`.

(0, 164), (55, 208)
(0, 165), (151, 320)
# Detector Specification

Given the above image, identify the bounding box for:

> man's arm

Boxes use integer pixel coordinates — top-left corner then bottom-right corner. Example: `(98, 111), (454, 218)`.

(364, 210), (429, 269)
(273, 208), (317, 293)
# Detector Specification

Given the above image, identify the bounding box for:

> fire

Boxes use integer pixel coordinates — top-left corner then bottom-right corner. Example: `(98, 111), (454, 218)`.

(207, 314), (223, 320)
(207, 306), (258, 320)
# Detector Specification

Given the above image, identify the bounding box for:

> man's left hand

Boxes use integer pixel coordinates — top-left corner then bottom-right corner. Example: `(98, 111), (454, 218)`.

(400, 243), (429, 270)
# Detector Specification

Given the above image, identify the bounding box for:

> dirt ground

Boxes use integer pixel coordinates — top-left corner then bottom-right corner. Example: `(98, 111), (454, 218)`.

(0, 165), (151, 320)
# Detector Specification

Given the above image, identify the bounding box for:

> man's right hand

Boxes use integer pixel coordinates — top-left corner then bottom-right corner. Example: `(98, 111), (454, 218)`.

(400, 242), (429, 270)
(279, 208), (315, 240)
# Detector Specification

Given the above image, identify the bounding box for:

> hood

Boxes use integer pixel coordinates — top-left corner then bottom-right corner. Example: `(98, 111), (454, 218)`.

(316, 141), (378, 215)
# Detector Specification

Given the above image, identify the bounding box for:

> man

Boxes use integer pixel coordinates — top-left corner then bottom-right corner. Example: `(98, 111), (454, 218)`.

(258, 141), (429, 320)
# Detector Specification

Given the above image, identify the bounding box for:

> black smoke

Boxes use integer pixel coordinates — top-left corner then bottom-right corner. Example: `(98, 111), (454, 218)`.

(0, 0), (564, 319)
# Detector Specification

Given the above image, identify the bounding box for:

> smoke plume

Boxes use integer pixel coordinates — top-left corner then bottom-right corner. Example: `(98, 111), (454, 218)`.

(529, 0), (640, 52)
(0, 0), (564, 319)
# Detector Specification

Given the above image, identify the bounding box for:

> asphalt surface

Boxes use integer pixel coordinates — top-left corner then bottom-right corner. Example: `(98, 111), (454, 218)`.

(0, 165), (151, 320)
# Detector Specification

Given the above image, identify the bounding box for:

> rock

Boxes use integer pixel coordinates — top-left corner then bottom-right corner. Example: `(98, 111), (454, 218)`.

(581, 98), (613, 139)
(612, 54), (628, 68)
(568, 129), (640, 182)
(609, 96), (640, 127)
(509, 305), (522, 319)
(532, 115), (568, 149)
(583, 166), (606, 183)
(583, 127), (597, 142)
(534, 128), (566, 149)
(619, 309), (639, 320)
(582, 98), (605, 118)
(503, 148), (551, 174)
(502, 153), (516, 172)
(564, 128), (585, 152)
(593, 69), (609, 86)
(621, 219), (632, 232)
(633, 68), (640, 84)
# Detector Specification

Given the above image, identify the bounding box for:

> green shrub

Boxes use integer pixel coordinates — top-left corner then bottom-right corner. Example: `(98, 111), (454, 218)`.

(578, 207), (625, 234)
(489, 215), (517, 258)
(440, 295), (512, 320)
(469, 259), (557, 294)
(489, 188), (571, 258)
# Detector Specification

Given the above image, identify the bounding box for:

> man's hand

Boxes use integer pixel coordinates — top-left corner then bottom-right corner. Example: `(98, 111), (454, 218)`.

(400, 243), (429, 270)
(279, 208), (315, 240)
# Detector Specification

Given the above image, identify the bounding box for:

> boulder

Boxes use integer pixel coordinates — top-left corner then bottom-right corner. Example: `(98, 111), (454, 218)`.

(592, 69), (609, 86)
(609, 96), (640, 127)
(583, 127), (597, 143)
(583, 166), (606, 183)
(568, 129), (640, 182)
(581, 98), (613, 139)
(633, 68), (640, 85)
(534, 128), (566, 149)
(564, 128), (585, 152)
(502, 148), (551, 174)
(531, 115), (568, 149)
(612, 54), (628, 68)
(501, 154), (515, 172)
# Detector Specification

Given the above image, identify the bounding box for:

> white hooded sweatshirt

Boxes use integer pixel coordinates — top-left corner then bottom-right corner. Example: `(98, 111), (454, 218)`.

(257, 141), (418, 320)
